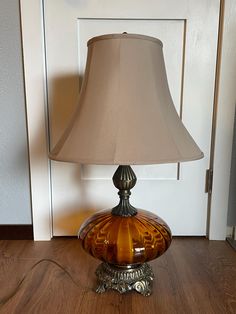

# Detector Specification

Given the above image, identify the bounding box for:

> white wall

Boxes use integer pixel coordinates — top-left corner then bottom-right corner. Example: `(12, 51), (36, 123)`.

(0, 0), (32, 224)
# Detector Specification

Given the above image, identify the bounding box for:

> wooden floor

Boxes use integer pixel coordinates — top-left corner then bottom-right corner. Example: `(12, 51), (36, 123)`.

(0, 238), (235, 314)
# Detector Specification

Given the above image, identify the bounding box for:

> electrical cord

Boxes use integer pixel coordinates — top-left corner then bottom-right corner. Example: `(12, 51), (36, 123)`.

(0, 258), (94, 308)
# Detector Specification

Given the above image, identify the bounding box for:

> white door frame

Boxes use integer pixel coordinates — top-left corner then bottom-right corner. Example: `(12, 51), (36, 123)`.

(20, 0), (236, 240)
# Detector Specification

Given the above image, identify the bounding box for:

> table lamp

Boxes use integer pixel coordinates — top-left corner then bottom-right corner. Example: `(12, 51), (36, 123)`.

(49, 33), (203, 296)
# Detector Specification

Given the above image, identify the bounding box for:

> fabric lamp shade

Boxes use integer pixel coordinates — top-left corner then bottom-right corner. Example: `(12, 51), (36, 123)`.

(49, 33), (203, 165)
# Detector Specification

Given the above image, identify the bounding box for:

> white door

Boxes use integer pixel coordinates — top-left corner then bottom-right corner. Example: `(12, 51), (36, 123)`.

(42, 0), (219, 236)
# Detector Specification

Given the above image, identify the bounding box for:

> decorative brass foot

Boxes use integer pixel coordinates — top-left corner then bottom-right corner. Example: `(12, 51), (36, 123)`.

(95, 263), (154, 296)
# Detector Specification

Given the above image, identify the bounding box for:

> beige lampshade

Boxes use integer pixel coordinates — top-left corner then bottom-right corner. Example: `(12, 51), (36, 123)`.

(49, 33), (203, 165)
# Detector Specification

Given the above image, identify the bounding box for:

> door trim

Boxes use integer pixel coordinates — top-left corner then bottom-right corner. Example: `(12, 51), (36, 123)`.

(20, 0), (52, 240)
(207, 0), (236, 240)
(20, 0), (236, 240)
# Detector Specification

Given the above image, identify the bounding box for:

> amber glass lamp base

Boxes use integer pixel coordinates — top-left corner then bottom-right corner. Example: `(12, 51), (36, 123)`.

(78, 166), (172, 296)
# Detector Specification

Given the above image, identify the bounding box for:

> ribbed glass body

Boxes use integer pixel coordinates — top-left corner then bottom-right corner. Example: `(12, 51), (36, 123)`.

(79, 209), (172, 265)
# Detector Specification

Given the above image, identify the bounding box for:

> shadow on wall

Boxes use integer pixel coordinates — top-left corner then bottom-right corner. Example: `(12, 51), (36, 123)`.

(26, 74), (106, 236)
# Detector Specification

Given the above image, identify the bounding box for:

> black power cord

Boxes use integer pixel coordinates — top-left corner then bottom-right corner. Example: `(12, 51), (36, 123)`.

(0, 258), (94, 308)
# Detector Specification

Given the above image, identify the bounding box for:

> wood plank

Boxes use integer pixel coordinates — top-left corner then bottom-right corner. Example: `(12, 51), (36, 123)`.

(0, 238), (235, 313)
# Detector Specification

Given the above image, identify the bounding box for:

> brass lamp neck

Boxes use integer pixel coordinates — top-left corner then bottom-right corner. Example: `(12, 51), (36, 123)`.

(111, 165), (137, 217)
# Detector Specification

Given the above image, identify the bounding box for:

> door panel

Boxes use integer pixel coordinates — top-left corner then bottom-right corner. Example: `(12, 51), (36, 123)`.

(43, 0), (220, 235)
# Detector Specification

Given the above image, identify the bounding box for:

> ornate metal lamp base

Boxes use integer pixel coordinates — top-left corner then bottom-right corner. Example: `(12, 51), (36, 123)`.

(95, 263), (154, 296)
